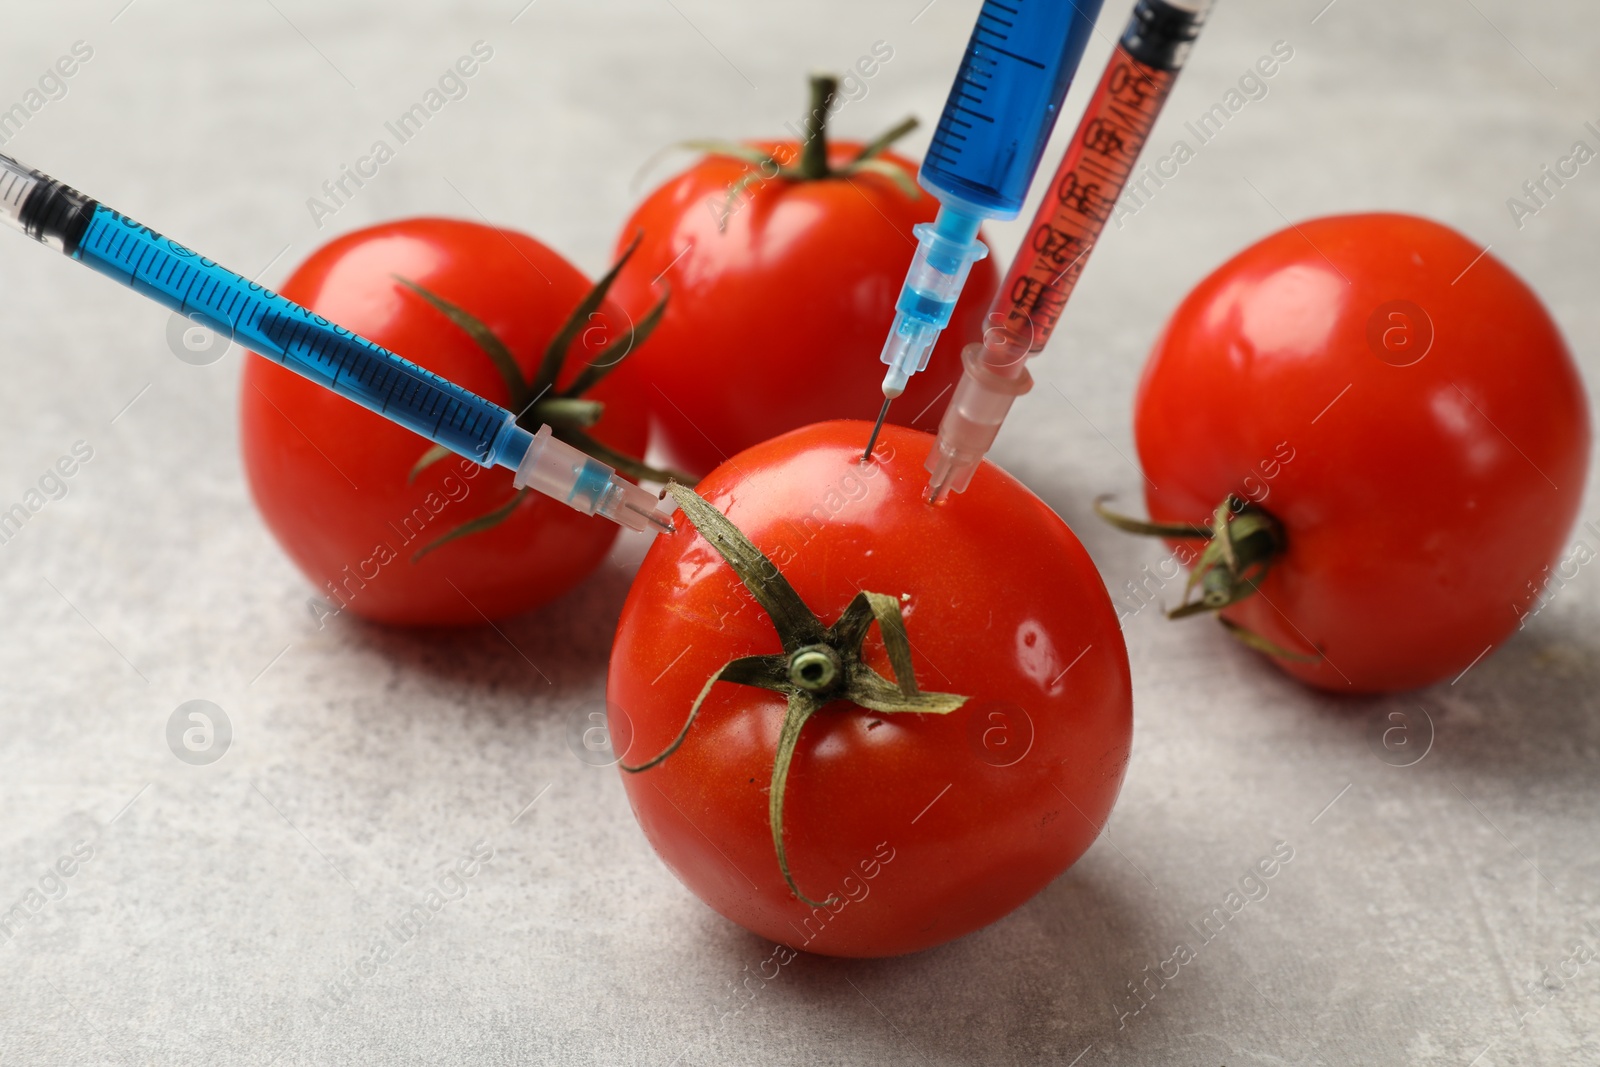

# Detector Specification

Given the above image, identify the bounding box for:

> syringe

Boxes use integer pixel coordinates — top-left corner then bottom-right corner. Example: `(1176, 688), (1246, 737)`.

(0, 154), (675, 535)
(865, 0), (1106, 457)
(925, 0), (1212, 500)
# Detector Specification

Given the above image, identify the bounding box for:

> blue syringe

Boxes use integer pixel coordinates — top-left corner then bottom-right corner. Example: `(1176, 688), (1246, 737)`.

(864, 0), (1105, 455)
(0, 153), (675, 535)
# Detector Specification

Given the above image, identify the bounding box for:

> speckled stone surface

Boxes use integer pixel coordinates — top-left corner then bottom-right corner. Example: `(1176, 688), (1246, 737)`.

(1, 1), (1597, 1064)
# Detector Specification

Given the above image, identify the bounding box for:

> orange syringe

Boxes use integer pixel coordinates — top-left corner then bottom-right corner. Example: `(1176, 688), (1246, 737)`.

(926, 0), (1213, 500)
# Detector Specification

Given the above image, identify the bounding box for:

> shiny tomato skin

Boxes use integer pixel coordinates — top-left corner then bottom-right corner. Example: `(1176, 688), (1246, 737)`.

(1135, 213), (1590, 692)
(609, 142), (1001, 475)
(608, 421), (1132, 958)
(240, 218), (649, 626)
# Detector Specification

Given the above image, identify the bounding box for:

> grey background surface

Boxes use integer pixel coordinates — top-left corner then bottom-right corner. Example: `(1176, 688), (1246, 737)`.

(1, 0), (1597, 1064)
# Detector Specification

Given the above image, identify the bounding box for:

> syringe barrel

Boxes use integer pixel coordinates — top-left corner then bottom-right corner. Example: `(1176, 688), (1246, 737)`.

(0, 153), (682, 535)
(919, 0), (1106, 220)
(924, 0), (1213, 503)
(85, 207), (524, 469)
(988, 0), (1210, 355)
(1, 152), (525, 470)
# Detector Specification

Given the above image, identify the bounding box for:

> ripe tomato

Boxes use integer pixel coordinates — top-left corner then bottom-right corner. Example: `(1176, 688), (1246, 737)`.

(608, 421), (1131, 957)
(240, 218), (651, 626)
(609, 132), (1000, 476)
(1134, 212), (1590, 692)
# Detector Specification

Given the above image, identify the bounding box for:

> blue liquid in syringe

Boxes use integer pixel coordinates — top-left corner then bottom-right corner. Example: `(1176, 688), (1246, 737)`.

(73, 206), (527, 469)
(874, 0), (1105, 398)
(0, 153), (679, 533)
(921, 0), (1102, 219)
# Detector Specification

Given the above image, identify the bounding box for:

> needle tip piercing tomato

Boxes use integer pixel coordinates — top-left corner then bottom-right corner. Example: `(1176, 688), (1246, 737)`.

(1120, 212), (1590, 693)
(608, 74), (1001, 476)
(241, 218), (664, 626)
(608, 421), (1132, 957)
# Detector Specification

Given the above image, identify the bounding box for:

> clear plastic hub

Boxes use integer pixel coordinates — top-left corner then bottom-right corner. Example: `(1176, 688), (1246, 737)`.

(878, 212), (989, 398)
(513, 425), (674, 535)
(926, 342), (1034, 501)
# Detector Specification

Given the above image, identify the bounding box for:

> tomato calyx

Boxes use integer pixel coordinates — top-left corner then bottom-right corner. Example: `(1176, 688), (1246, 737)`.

(620, 483), (968, 907)
(395, 234), (693, 560)
(1095, 495), (1319, 662)
(680, 73), (922, 229)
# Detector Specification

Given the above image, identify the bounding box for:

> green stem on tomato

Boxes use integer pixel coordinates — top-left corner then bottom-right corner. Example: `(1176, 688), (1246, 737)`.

(679, 74), (922, 201)
(1094, 494), (1318, 662)
(619, 484), (968, 906)
(798, 73), (837, 180)
(395, 235), (688, 558)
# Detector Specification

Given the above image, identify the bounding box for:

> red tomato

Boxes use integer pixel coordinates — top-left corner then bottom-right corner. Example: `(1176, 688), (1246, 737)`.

(609, 140), (1000, 476)
(1135, 212), (1590, 692)
(240, 218), (650, 626)
(608, 421), (1131, 957)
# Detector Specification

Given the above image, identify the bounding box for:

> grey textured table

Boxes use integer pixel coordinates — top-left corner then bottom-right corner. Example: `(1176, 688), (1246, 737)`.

(2, 1), (1597, 1064)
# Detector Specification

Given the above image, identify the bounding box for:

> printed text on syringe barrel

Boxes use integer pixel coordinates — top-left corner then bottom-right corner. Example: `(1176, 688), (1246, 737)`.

(997, 50), (1178, 350)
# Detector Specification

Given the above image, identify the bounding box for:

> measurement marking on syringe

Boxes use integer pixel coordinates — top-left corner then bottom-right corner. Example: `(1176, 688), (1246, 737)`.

(975, 44), (1046, 70)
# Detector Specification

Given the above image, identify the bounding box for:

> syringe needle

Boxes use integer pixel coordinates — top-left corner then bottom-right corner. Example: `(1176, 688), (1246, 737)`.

(625, 500), (676, 535)
(862, 396), (893, 463)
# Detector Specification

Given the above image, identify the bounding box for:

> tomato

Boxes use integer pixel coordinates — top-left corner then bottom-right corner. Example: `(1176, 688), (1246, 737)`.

(607, 420), (1131, 957)
(1133, 212), (1590, 692)
(609, 130), (1000, 476)
(240, 218), (651, 626)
